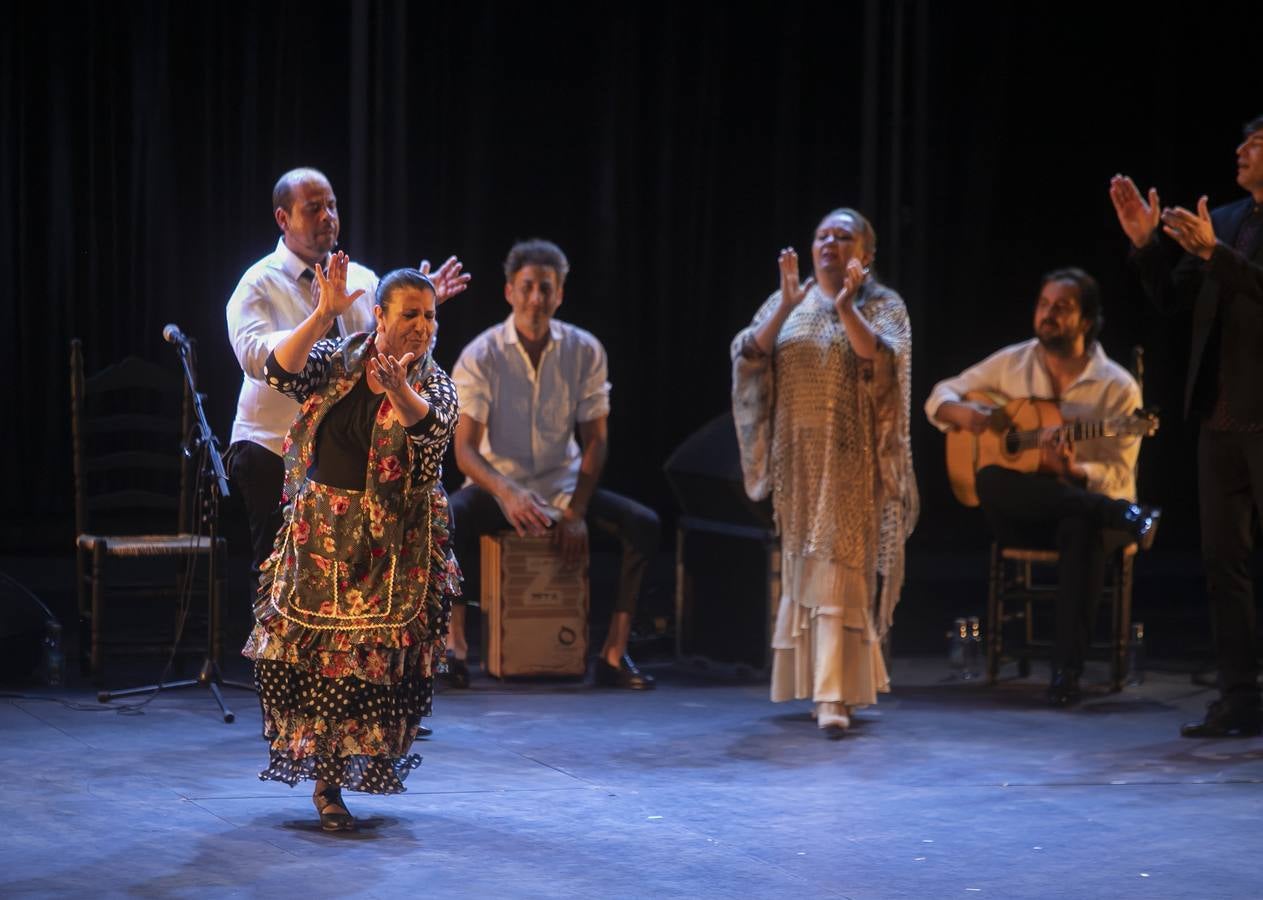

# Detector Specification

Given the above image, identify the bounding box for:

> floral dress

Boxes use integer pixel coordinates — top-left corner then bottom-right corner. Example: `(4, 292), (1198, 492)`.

(242, 332), (460, 794)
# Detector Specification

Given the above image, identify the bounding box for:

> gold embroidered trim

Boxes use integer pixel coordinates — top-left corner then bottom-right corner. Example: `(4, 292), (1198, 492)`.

(268, 492), (433, 632)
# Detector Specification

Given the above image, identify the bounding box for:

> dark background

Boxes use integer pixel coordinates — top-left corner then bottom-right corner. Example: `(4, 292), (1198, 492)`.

(3, 1), (1259, 651)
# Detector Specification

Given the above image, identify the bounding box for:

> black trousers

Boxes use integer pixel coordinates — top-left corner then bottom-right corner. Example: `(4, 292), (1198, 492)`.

(975, 466), (1132, 675)
(1198, 427), (1263, 706)
(225, 440), (285, 586)
(449, 484), (659, 616)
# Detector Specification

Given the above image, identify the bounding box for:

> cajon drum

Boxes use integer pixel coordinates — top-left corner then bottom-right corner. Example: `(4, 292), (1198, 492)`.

(480, 533), (589, 677)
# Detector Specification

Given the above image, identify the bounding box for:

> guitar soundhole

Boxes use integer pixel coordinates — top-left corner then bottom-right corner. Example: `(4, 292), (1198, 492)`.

(1003, 430), (1020, 455)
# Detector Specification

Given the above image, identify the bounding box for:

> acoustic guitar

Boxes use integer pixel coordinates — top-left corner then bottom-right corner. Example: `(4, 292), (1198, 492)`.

(944, 391), (1159, 507)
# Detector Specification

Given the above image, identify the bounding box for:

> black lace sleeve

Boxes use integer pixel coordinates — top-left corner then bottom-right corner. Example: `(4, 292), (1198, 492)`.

(405, 366), (460, 484)
(263, 338), (341, 403)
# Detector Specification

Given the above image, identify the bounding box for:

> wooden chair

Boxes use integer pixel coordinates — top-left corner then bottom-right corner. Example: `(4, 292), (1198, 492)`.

(986, 543), (1136, 690)
(70, 339), (226, 683)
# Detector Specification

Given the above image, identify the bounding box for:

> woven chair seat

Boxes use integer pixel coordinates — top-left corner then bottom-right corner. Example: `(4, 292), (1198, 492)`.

(999, 543), (1137, 564)
(989, 541), (1140, 690)
(76, 533), (218, 557)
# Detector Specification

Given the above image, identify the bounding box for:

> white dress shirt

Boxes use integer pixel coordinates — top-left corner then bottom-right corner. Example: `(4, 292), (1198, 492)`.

(226, 238), (378, 455)
(452, 315), (611, 508)
(925, 338), (1143, 500)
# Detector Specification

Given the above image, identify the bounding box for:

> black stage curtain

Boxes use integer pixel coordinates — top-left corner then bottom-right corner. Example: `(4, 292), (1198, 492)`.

(3, 1), (1259, 552)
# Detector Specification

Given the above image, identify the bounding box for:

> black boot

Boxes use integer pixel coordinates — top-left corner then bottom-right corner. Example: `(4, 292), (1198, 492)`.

(1180, 698), (1263, 738)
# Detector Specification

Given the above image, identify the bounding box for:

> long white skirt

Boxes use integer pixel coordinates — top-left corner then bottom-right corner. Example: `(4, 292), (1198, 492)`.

(769, 552), (889, 708)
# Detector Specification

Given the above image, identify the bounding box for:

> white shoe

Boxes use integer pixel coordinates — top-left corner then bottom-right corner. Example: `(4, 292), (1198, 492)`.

(816, 702), (850, 731)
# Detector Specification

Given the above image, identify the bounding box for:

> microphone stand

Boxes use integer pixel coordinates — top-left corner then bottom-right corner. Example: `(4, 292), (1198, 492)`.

(97, 336), (254, 722)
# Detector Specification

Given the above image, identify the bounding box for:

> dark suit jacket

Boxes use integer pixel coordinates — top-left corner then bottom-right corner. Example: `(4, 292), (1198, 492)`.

(1131, 196), (1263, 421)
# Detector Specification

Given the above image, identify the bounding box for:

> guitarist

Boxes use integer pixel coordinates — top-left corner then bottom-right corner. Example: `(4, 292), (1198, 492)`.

(926, 268), (1159, 707)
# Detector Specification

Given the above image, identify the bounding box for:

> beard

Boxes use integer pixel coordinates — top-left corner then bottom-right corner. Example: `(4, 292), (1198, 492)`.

(1037, 329), (1077, 355)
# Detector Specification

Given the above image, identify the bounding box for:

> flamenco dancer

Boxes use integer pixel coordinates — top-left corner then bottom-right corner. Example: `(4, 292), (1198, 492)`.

(243, 253), (461, 830)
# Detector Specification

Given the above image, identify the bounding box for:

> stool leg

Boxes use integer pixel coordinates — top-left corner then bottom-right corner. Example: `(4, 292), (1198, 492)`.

(674, 527), (684, 660)
(1113, 553), (1135, 692)
(90, 543), (105, 685)
(987, 544), (1001, 684)
(75, 545), (90, 677)
(211, 542), (225, 666)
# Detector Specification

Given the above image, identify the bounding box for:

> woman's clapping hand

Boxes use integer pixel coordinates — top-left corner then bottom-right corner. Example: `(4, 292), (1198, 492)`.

(778, 247), (815, 309)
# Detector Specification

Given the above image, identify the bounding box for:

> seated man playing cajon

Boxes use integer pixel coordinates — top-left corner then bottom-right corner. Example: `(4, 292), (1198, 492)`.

(446, 239), (660, 689)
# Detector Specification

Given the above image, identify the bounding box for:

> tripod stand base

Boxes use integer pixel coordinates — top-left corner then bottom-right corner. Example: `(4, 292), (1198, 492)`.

(98, 657), (254, 723)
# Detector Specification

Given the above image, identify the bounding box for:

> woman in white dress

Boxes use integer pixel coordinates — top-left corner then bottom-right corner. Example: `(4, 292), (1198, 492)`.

(731, 208), (918, 737)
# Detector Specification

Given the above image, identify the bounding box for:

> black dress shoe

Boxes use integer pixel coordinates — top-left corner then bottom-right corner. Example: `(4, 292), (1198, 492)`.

(594, 654), (656, 690)
(1180, 699), (1263, 738)
(416, 723), (433, 738)
(443, 653), (470, 689)
(1111, 502), (1162, 550)
(1048, 669), (1081, 708)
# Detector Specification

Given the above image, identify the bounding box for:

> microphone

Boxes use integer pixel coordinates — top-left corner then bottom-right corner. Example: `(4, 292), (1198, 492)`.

(162, 323), (192, 350)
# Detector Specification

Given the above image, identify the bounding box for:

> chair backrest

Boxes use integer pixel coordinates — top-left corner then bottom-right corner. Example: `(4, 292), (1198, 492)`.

(70, 339), (194, 538)
(1130, 345), (1145, 482)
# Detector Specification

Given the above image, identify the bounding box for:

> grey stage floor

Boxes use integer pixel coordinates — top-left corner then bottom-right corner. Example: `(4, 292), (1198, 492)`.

(1, 658), (1260, 900)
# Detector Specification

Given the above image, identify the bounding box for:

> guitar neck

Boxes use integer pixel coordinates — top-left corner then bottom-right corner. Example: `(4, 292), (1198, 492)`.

(1010, 417), (1135, 450)
(1066, 420), (1108, 441)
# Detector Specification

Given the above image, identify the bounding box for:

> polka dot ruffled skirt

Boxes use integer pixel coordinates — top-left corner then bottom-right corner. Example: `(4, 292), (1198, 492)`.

(253, 655), (432, 794)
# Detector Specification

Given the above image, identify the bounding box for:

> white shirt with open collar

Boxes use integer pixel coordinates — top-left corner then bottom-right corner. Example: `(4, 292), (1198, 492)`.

(452, 314), (611, 510)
